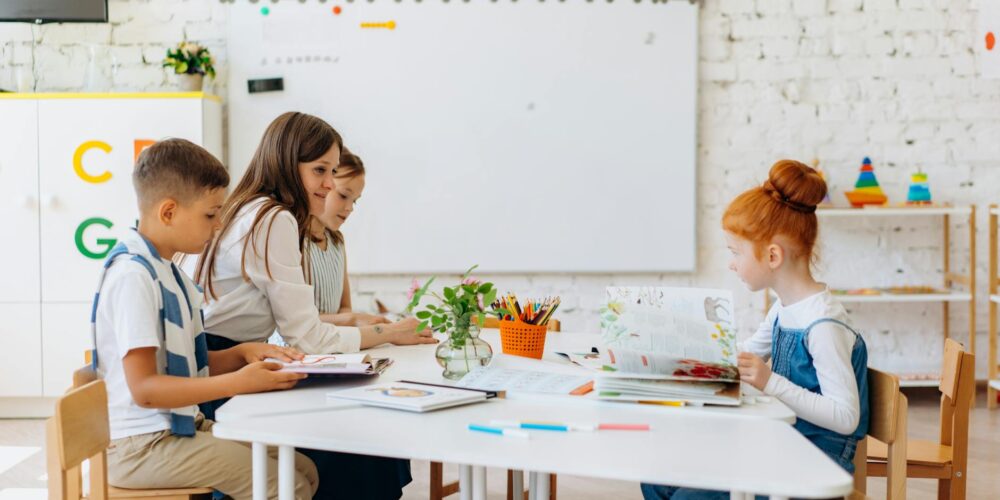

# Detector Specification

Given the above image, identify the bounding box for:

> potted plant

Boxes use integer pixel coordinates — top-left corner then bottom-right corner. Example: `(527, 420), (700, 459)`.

(407, 265), (497, 380)
(162, 42), (216, 91)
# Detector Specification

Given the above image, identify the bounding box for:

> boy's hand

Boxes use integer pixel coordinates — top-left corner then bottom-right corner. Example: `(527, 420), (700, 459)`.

(236, 343), (305, 364)
(737, 352), (772, 391)
(233, 361), (307, 394)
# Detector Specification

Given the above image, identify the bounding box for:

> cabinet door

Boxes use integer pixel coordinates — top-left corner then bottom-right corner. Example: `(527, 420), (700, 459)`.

(0, 303), (42, 396)
(41, 302), (92, 396)
(37, 98), (205, 302)
(0, 100), (40, 303)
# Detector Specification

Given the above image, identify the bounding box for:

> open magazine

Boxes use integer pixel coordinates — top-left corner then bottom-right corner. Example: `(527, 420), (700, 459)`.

(596, 287), (741, 406)
(266, 353), (392, 377)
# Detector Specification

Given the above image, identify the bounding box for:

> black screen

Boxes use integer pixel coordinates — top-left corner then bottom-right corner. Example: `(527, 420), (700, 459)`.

(0, 0), (108, 23)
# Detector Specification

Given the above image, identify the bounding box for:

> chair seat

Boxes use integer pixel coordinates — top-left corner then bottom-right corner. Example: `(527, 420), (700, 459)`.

(108, 485), (214, 498)
(867, 437), (953, 467)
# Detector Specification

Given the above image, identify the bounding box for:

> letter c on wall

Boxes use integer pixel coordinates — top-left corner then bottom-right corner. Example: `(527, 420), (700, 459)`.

(73, 141), (113, 184)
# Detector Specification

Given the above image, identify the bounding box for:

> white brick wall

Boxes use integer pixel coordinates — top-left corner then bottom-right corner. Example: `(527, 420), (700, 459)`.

(2, 0), (998, 376)
(0, 0), (228, 94)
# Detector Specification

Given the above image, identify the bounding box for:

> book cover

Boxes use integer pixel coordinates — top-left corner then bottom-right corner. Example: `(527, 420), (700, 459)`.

(327, 381), (488, 412)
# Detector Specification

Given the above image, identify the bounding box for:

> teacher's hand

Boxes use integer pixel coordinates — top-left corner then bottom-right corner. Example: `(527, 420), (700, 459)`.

(388, 317), (439, 345)
(352, 312), (392, 327)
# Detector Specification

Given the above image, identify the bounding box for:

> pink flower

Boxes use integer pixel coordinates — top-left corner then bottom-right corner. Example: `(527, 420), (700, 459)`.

(462, 277), (481, 286)
(407, 279), (421, 301)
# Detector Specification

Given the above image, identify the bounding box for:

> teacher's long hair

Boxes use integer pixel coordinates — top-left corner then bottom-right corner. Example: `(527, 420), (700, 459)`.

(195, 111), (343, 299)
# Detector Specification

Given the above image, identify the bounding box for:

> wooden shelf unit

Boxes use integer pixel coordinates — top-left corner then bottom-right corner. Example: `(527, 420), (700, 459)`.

(765, 205), (977, 386)
(989, 205), (999, 409)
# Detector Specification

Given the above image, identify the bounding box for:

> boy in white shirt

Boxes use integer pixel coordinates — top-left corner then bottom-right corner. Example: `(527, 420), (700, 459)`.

(93, 138), (318, 500)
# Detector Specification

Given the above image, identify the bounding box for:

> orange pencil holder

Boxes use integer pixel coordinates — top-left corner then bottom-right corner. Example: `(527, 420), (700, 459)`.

(498, 319), (547, 359)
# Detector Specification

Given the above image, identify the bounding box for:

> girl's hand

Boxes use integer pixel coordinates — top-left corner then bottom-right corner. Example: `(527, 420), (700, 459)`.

(236, 343), (305, 364)
(737, 352), (772, 391)
(353, 312), (391, 327)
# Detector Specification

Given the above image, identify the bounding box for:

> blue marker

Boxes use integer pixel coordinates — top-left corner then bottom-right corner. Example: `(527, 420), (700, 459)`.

(491, 420), (596, 432)
(468, 424), (530, 439)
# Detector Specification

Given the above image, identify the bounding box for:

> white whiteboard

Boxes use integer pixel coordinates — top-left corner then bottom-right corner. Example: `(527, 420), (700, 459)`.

(227, 1), (697, 273)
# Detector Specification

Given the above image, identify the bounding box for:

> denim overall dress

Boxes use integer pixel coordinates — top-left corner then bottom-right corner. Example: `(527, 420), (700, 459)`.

(771, 317), (870, 473)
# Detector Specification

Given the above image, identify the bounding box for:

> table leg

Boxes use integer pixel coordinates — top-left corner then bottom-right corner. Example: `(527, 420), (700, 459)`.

(252, 442), (267, 500)
(511, 470), (524, 498)
(472, 466), (487, 500)
(536, 473), (550, 500)
(528, 472), (550, 500)
(459, 464), (472, 500)
(278, 445), (295, 500)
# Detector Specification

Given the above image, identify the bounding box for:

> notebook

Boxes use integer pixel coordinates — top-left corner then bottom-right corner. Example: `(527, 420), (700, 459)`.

(327, 381), (492, 412)
(596, 287), (741, 406)
(267, 353), (392, 376)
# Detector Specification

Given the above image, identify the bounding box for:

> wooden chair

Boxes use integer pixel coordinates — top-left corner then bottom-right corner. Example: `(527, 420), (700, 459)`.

(46, 366), (213, 500)
(430, 318), (561, 500)
(865, 339), (974, 499)
(851, 368), (908, 499)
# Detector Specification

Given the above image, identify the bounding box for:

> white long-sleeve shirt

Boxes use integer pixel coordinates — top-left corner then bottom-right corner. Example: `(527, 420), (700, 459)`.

(742, 289), (862, 435)
(195, 197), (361, 354)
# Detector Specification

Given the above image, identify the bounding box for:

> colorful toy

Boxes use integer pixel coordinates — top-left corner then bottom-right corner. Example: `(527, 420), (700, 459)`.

(906, 171), (932, 205)
(844, 156), (888, 208)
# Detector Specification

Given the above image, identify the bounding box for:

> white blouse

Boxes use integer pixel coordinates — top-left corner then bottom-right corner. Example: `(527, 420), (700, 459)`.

(196, 197), (361, 354)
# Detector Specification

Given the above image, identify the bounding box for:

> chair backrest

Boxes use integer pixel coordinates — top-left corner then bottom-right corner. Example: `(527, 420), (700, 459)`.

(74, 365), (98, 388)
(853, 368), (908, 500)
(480, 317), (561, 332)
(938, 338), (974, 449)
(46, 378), (110, 500)
(867, 368), (905, 445)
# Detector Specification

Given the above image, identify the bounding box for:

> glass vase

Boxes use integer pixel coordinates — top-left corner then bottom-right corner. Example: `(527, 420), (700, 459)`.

(435, 321), (492, 380)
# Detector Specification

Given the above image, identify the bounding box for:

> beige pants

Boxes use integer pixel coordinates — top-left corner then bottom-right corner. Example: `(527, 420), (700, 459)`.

(107, 414), (318, 500)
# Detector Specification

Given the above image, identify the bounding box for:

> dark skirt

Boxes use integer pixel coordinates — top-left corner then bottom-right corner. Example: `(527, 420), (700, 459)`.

(201, 333), (412, 500)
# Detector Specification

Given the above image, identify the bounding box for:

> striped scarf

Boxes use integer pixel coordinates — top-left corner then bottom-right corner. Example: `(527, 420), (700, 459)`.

(90, 229), (209, 437)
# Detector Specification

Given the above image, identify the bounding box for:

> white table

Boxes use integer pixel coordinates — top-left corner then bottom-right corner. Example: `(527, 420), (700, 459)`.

(213, 331), (851, 499)
(216, 331), (796, 424)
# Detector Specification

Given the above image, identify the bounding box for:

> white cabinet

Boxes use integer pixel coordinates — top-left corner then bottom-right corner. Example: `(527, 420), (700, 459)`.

(0, 304), (42, 396)
(0, 93), (223, 404)
(38, 97), (222, 302)
(0, 99), (41, 303)
(41, 303), (92, 396)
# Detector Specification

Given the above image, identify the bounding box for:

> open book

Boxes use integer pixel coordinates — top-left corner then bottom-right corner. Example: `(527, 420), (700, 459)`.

(596, 287), (741, 406)
(266, 353), (392, 377)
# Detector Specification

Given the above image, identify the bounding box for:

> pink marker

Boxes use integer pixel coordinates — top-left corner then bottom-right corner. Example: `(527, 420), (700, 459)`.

(597, 423), (651, 431)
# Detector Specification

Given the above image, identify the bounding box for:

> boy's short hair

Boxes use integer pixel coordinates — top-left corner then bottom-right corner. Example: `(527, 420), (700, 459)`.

(133, 138), (229, 209)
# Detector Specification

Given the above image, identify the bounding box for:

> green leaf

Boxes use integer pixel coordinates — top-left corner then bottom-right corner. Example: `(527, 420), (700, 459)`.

(478, 283), (493, 294)
(443, 287), (456, 301)
(431, 315), (444, 326)
(462, 264), (479, 277)
(415, 311), (432, 319)
(417, 321), (429, 332)
(462, 285), (476, 295)
(483, 288), (497, 307)
(477, 312), (485, 326)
